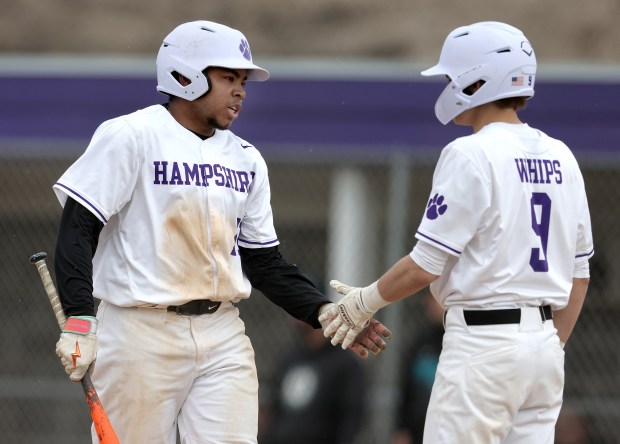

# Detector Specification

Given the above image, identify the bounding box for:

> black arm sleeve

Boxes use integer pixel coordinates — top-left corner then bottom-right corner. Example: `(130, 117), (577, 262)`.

(55, 197), (104, 317)
(239, 246), (331, 328)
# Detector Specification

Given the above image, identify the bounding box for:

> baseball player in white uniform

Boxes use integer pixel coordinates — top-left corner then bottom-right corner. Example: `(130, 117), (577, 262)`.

(52, 20), (391, 444)
(320, 22), (594, 443)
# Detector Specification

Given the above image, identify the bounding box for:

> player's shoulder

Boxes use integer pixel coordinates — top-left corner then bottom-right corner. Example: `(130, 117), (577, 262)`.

(117, 104), (168, 126)
(228, 131), (257, 150)
(226, 131), (266, 160)
(96, 105), (166, 133)
(518, 125), (580, 166)
(440, 133), (480, 159)
(528, 126), (573, 151)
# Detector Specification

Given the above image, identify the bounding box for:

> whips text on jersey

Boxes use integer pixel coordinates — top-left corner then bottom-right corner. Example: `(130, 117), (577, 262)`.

(514, 158), (563, 184)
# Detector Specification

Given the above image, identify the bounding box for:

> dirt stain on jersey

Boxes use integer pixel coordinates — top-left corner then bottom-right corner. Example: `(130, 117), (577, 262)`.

(161, 196), (240, 300)
(208, 207), (235, 299)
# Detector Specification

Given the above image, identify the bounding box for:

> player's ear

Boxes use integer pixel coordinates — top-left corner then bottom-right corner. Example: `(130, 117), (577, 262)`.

(173, 72), (191, 87)
(463, 80), (486, 96)
(180, 75), (192, 86)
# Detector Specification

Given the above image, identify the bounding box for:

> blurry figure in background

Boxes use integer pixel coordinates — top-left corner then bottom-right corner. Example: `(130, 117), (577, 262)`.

(554, 406), (592, 444)
(392, 292), (444, 444)
(260, 319), (366, 444)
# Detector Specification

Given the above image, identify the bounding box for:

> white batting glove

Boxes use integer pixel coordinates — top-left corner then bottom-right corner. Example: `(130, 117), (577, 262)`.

(320, 280), (391, 350)
(56, 316), (98, 382)
(318, 302), (338, 328)
(319, 303), (393, 359)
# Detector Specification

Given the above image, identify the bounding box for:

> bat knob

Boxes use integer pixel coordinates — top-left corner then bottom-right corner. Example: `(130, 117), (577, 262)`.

(29, 252), (48, 264)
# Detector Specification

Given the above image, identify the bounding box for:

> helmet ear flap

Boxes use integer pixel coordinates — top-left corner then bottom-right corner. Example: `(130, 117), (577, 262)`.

(157, 55), (210, 100)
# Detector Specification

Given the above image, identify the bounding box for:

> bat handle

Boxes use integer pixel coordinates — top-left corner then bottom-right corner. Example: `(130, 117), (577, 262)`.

(30, 252), (67, 329)
(29, 252), (120, 444)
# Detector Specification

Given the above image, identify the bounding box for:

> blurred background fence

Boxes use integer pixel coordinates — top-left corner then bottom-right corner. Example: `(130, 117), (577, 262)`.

(0, 57), (618, 443)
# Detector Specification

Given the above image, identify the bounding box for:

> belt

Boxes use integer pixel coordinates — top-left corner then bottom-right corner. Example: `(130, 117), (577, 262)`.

(463, 305), (552, 326)
(167, 300), (222, 315)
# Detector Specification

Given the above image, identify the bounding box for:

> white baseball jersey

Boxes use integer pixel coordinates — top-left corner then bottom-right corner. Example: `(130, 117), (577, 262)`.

(415, 122), (593, 309)
(54, 104), (279, 307)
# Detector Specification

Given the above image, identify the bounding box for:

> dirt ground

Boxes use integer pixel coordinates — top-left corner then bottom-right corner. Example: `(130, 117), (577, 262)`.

(2, 0), (620, 64)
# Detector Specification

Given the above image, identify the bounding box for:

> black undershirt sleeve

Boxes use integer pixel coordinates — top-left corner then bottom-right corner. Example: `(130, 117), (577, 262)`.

(55, 197), (104, 318)
(239, 246), (331, 328)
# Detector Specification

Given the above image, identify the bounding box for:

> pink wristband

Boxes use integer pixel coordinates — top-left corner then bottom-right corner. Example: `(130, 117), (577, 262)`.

(64, 317), (96, 335)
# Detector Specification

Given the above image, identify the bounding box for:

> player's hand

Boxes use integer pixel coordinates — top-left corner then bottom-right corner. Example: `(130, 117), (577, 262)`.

(350, 318), (392, 358)
(56, 316), (98, 382)
(319, 280), (380, 350)
(319, 304), (392, 358)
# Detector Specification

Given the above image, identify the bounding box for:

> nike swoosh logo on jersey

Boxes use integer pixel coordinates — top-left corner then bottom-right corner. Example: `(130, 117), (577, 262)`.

(208, 304), (219, 310)
(241, 144), (253, 149)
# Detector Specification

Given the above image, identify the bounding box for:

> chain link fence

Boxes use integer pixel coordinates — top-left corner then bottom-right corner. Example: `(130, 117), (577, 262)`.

(1, 57), (619, 443)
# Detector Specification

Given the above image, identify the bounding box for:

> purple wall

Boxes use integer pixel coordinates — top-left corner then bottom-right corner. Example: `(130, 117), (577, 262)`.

(2, 75), (619, 155)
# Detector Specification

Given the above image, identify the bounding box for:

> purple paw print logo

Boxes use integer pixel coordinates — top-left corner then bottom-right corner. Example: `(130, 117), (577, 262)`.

(239, 39), (252, 61)
(426, 193), (448, 220)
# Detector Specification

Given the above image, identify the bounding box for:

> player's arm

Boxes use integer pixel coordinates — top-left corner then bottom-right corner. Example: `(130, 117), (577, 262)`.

(554, 180), (593, 347)
(322, 241), (442, 348)
(239, 245), (329, 327)
(376, 255), (440, 304)
(54, 197), (103, 380)
(55, 197), (103, 317)
(553, 277), (589, 346)
(239, 246), (391, 358)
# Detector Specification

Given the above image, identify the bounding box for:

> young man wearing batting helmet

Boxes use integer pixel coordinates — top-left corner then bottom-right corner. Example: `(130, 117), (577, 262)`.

(321, 21), (594, 443)
(52, 20), (391, 444)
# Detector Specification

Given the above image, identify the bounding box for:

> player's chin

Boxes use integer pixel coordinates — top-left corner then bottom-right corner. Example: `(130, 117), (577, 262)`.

(210, 118), (234, 131)
(221, 114), (238, 129)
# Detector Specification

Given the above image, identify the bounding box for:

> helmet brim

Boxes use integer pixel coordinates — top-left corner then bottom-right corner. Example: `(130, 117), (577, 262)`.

(247, 66), (270, 82)
(208, 58), (270, 82)
(421, 64), (447, 77)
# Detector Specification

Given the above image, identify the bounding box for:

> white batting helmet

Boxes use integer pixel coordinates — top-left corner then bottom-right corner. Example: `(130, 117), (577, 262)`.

(421, 21), (537, 124)
(156, 21), (270, 101)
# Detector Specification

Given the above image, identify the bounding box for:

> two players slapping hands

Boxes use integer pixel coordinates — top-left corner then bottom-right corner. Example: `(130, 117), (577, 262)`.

(55, 280), (394, 384)
(55, 280), (394, 382)
(319, 280), (393, 357)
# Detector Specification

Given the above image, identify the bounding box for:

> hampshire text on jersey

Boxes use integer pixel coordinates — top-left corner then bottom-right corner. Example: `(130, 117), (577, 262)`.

(153, 160), (255, 192)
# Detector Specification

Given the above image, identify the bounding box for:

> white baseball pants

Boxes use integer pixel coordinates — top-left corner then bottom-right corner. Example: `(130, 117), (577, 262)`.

(90, 301), (258, 444)
(423, 306), (565, 444)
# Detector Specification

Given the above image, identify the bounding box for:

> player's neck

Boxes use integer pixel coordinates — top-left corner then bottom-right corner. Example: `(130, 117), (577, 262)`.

(456, 103), (522, 133)
(166, 100), (216, 138)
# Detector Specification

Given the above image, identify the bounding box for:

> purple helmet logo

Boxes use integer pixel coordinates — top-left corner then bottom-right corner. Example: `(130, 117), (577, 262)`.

(239, 39), (252, 61)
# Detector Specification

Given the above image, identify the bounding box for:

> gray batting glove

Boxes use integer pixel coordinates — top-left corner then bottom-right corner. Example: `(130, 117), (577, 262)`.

(56, 316), (98, 382)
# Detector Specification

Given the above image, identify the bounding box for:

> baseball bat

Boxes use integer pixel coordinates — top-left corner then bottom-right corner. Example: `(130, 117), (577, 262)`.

(29, 252), (120, 444)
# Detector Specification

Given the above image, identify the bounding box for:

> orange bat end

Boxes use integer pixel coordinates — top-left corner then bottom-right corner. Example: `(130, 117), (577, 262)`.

(81, 374), (120, 444)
